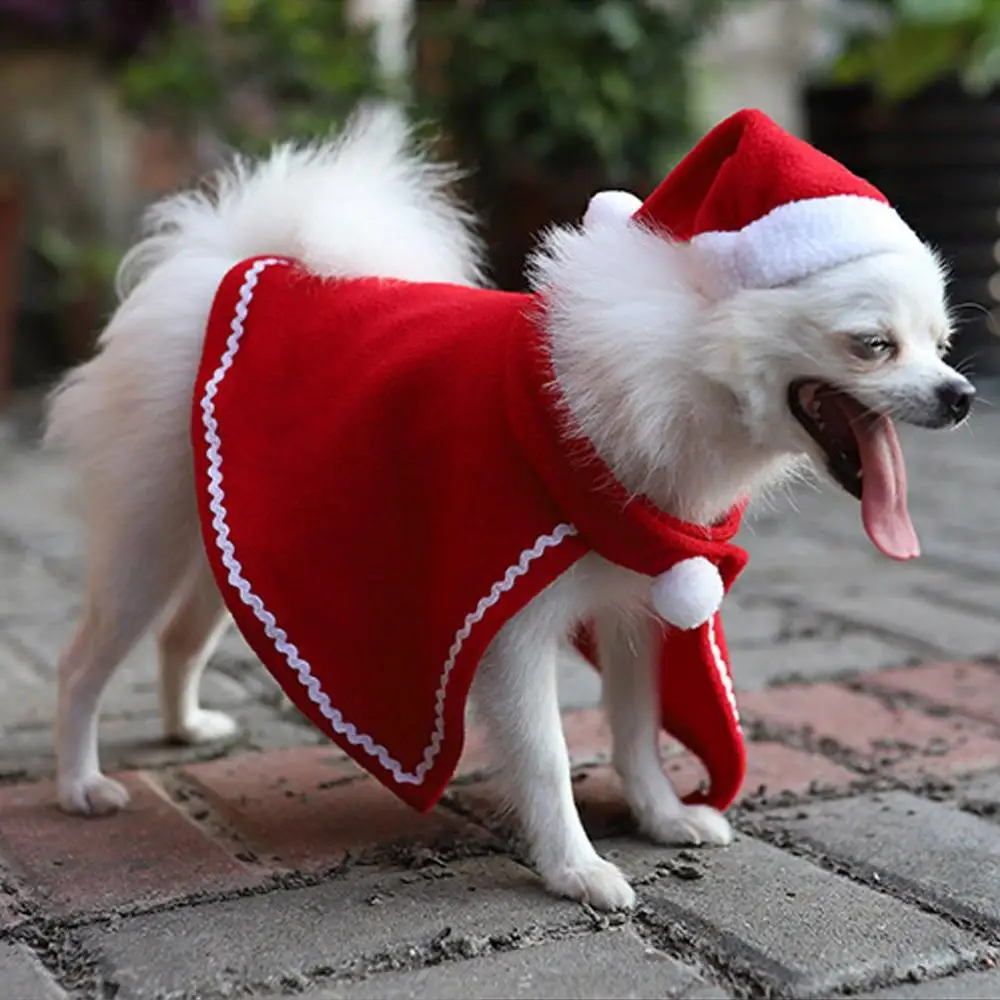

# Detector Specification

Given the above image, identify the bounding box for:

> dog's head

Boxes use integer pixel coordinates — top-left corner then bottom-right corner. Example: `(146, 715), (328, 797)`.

(552, 110), (978, 560)
(700, 242), (971, 559)
(537, 187), (971, 560)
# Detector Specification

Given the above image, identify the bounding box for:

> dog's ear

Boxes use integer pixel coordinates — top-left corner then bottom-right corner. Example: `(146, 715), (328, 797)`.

(582, 190), (642, 231)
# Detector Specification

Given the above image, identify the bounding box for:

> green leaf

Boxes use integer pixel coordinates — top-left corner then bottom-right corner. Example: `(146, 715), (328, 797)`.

(897, 0), (983, 25)
(835, 21), (969, 100)
(961, 13), (1000, 91)
(881, 25), (967, 99)
(595, 0), (644, 51)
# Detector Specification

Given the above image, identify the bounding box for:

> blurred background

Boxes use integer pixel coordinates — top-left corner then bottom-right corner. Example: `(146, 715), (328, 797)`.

(2, 0), (1000, 425)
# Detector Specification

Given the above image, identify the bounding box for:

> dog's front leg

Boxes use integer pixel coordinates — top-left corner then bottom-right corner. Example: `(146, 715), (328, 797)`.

(473, 619), (635, 911)
(598, 611), (732, 847)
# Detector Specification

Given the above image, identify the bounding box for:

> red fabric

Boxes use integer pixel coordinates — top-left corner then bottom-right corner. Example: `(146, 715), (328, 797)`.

(192, 257), (749, 812)
(633, 108), (888, 240)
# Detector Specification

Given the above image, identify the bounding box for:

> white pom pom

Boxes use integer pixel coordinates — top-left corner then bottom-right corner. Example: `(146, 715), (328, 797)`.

(583, 190), (642, 230)
(651, 557), (724, 631)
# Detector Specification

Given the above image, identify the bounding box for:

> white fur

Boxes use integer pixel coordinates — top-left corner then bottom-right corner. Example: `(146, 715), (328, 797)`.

(651, 558), (724, 630)
(45, 106), (970, 912)
(691, 193), (925, 294)
(583, 190), (643, 231)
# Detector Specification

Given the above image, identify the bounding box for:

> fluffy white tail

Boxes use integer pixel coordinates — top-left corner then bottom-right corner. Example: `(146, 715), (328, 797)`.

(118, 103), (484, 296)
(47, 103), (484, 464)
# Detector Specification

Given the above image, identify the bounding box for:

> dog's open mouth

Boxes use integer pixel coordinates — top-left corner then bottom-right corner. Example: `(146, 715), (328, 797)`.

(787, 379), (919, 561)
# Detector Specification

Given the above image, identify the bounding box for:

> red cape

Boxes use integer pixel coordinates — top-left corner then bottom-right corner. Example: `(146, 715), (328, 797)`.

(193, 257), (749, 812)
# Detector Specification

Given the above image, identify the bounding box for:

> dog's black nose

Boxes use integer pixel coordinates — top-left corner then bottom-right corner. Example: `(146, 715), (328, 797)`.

(937, 380), (975, 424)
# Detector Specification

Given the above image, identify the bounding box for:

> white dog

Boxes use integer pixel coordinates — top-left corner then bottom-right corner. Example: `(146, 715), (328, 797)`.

(45, 106), (972, 911)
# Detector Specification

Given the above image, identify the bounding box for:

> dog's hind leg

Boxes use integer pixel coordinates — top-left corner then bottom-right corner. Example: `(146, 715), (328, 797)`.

(158, 551), (235, 745)
(56, 488), (199, 816)
(597, 611), (732, 846)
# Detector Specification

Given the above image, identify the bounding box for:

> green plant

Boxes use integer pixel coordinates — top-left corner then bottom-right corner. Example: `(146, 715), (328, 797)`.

(29, 226), (121, 365)
(418, 0), (739, 187)
(833, 0), (1000, 101)
(117, 0), (395, 154)
(33, 228), (119, 308)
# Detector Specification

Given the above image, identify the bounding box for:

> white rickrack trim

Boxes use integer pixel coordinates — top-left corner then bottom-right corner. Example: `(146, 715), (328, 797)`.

(706, 615), (740, 729)
(200, 256), (578, 786)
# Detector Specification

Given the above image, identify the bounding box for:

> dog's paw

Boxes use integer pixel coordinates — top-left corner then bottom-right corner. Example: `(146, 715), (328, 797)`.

(167, 709), (239, 745)
(58, 774), (130, 816)
(639, 804), (733, 847)
(544, 857), (636, 911)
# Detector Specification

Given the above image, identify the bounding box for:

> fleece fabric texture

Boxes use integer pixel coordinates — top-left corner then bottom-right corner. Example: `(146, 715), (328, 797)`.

(192, 256), (749, 813)
(631, 108), (924, 292)
(634, 108), (888, 240)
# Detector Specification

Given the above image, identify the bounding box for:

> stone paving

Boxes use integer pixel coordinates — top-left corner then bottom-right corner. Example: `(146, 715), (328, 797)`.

(0, 386), (999, 999)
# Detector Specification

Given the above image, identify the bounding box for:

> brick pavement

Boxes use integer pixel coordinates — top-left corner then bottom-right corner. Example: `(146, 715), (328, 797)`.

(0, 389), (999, 998)
(3, 667), (1000, 998)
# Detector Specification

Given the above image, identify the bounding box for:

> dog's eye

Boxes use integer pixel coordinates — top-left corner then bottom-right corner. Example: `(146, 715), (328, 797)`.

(850, 334), (896, 360)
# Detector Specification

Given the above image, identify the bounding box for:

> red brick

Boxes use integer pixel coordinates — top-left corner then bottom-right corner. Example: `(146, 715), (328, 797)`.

(450, 712), (669, 837)
(447, 766), (632, 840)
(741, 683), (1000, 779)
(562, 708), (613, 765)
(891, 738), (1000, 781)
(561, 708), (687, 766)
(453, 739), (857, 838)
(865, 661), (1000, 726)
(646, 742), (856, 805)
(572, 767), (631, 837)
(739, 741), (857, 798)
(456, 725), (494, 776)
(454, 709), (618, 778)
(446, 778), (510, 835)
(660, 742), (857, 803)
(182, 747), (486, 871)
(0, 773), (256, 915)
(455, 711), (691, 783)
(568, 763), (720, 837)
(452, 711), (688, 783)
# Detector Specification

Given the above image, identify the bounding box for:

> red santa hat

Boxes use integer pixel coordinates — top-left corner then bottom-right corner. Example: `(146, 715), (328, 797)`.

(584, 109), (925, 293)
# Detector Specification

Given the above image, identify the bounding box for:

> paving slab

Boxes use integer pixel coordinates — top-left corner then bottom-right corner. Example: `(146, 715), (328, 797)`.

(858, 965), (1000, 999)
(603, 834), (984, 999)
(757, 791), (1000, 930)
(757, 590), (999, 660)
(316, 927), (723, 1000)
(0, 942), (67, 999)
(78, 855), (590, 1000)
(0, 546), (78, 620)
(181, 750), (484, 872)
(740, 682), (1000, 779)
(731, 633), (918, 689)
(0, 773), (256, 915)
(866, 661), (1000, 726)
(955, 771), (1000, 823)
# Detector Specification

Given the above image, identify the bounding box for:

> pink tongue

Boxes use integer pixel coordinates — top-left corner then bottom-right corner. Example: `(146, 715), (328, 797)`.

(854, 415), (920, 560)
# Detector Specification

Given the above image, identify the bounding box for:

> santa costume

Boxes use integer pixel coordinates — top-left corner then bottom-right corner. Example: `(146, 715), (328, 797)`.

(192, 109), (924, 813)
